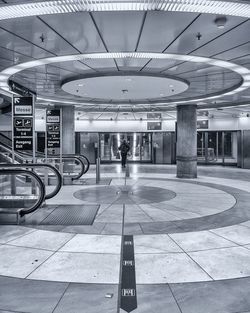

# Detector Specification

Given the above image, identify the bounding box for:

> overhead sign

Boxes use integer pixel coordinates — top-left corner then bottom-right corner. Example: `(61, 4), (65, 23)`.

(46, 109), (61, 153)
(197, 120), (209, 129)
(9, 80), (36, 97)
(147, 121), (162, 130)
(12, 96), (34, 151)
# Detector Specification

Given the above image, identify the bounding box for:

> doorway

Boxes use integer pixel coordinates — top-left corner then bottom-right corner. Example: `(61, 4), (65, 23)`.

(100, 133), (152, 162)
(197, 131), (238, 165)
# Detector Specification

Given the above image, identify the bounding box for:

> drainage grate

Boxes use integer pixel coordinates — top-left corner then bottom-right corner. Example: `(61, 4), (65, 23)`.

(40, 205), (100, 225)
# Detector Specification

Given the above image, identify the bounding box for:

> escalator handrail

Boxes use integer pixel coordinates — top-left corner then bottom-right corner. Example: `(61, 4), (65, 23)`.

(0, 133), (90, 174)
(0, 143), (85, 179)
(0, 168), (45, 217)
(0, 141), (87, 179)
(62, 154), (90, 174)
(61, 156), (85, 180)
(0, 163), (62, 200)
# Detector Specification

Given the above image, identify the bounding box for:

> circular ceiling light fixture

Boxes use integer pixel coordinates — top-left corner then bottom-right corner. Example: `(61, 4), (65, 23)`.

(214, 16), (228, 29)
(0, 0), (249, 20)
(1, 52), (250, 106)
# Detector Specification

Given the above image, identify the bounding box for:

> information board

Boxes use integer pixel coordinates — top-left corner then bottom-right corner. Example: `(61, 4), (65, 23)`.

(46, 109), (61, 154)
(12, 96), (34, 151)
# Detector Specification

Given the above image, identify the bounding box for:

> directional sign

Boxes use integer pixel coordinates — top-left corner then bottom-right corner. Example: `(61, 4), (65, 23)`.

(14, 118), (33, 137)
(14, 138), (32, 150)
(46, 109), (60, 123)
(12, 96), (34, 151)
(46, 109), (61, 152)
(13, 96), (33, 116)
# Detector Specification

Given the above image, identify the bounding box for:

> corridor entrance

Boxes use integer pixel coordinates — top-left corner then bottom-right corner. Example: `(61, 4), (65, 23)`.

(100, 133), (152, 162)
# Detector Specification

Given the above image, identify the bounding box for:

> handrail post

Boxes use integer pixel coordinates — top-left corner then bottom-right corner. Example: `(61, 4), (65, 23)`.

(95, 143), (100, 184)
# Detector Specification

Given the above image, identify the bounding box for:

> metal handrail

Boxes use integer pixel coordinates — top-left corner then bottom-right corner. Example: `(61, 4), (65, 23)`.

(0, 163), (62, 200)
(0, 133), (90, 174)
(0, 168), (45, 217)
(0, 142), (85, 180)
(62, 156), (85, 180)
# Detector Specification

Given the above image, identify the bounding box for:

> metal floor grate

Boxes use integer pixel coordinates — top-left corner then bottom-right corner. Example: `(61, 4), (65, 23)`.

(39, 205), (100, 225)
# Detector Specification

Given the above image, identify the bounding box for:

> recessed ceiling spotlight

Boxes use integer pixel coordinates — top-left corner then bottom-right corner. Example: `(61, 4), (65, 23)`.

(77, 83), (84, 87)
(214, 16), (227, 29)
(169, 85), (174, 88)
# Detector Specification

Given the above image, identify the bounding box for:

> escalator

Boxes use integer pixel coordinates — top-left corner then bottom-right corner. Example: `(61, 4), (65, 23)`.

(0, 167), (46, 224)
(0, 132), (90, 182)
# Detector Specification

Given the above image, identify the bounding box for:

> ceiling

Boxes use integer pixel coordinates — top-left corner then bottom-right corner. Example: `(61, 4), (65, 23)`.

(0, 0), (249, 117)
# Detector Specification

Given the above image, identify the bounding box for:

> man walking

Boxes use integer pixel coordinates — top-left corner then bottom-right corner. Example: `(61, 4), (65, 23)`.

(118, 139), (130, 168)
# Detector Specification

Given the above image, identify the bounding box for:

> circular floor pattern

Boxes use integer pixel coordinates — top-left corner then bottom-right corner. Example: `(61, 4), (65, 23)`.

(73, 185), (176, 204)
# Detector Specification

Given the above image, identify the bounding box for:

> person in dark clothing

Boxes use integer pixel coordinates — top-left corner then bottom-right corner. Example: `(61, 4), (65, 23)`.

(118, 140), (130, 168)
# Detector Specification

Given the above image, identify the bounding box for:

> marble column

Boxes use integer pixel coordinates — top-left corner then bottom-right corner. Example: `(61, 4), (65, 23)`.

(60, 106), (75, 155)
(176, 104), (197, 178)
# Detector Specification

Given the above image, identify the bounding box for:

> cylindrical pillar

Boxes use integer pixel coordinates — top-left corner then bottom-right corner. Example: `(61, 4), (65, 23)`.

(60, 106), (75, 155)
(176, 104), (197, 178)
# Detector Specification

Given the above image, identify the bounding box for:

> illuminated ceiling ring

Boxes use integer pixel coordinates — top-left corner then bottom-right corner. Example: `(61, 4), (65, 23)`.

(0, 52), (250, 106)
(0, 0), (250, 20)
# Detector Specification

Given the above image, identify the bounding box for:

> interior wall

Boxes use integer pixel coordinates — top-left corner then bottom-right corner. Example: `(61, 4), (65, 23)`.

(1, 115), (250, 133)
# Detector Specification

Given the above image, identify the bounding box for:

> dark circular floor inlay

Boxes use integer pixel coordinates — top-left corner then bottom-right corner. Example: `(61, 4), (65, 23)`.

(73, 185), (176, 204)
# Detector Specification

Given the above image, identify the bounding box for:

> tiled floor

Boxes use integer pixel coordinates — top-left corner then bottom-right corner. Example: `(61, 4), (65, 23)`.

(1, 164), (250, 312)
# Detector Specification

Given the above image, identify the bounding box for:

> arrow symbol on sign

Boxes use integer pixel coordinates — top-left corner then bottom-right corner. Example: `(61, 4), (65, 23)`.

(14, 98), (20, 104)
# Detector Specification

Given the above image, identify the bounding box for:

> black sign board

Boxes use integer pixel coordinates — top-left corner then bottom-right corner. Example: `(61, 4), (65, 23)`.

(147, 112), (161, 119)
(197, 120), (209, 129)
(14, 138), (32, 150)
(13, 96), (34, 151)
(46, 109), (61, 151)
(46, 109), (60, 123)
(13, 96), (33, 116)
(14, 118), (33, 137)
(9, 80), (36, 97)
(147, 121), (162, 130)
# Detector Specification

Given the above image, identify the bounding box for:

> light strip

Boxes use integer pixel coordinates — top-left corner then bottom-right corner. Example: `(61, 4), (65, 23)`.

(0, 0), (249, 20)
(0, 52), (249, 106)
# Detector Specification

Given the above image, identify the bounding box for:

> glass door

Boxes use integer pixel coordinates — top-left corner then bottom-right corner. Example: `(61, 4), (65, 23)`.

(101, 133), (152, 162)
(197, 131), (237, 165)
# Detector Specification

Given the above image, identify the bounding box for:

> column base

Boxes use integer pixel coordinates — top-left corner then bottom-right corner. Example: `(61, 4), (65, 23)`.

(176, 158), (197, 179)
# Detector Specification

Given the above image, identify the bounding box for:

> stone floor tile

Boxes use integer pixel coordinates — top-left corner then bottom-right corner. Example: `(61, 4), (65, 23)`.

(0, 226), (34, 244)
(60, 234), (121, 254)
(53, 283), (118, 313)
(135, 253), (211, 283)
(132, 285), (181, 313)
(28, 251), (120, 283)
(134, 234), (182, 253)
(0, 245), (53, 278)
(170, 277), (250, 313)
(0, 275), (68, 313)
(169, 230), (236, 252)
(9, 229), (75, 251)
(189, 246), (250, 280)
(212, 225), (250, 245)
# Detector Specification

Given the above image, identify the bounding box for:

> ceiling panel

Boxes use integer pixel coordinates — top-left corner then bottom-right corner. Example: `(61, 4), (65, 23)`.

(137, 11), (198, 53)
(192, 20), (250, 57)
(0, 27), (54, 59)
(166, 14), (246, 55)
(41, 12), (107, 53)
(213, 42), (250, 60)
(91, 11), (145, 52)
(0, 16), (79, 56)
